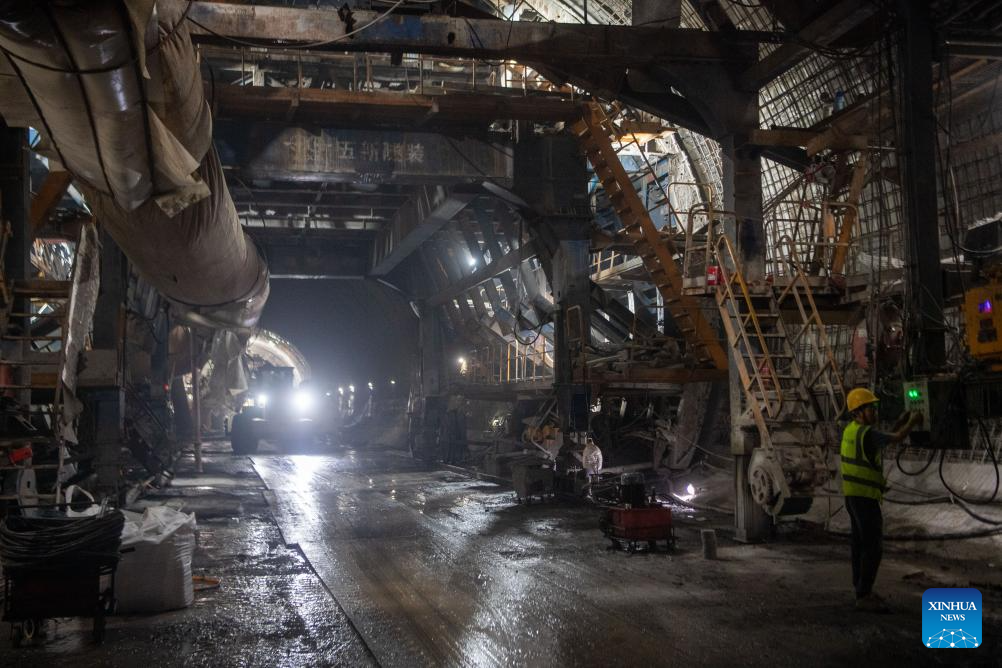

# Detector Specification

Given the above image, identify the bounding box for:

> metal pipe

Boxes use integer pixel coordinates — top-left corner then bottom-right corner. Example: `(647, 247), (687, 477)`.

(190, 327), (203, 473)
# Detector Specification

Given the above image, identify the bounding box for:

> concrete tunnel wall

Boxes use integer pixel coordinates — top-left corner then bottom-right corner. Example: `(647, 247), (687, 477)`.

(0, 0), (268, 329)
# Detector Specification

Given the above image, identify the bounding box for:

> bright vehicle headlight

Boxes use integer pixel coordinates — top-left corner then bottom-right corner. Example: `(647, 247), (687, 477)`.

(256, 393), (268, 408)
(293, 390), (313, 413)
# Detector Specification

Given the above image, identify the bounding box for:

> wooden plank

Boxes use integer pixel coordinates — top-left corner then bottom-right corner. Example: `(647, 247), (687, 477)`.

(805, 129), (869, 157)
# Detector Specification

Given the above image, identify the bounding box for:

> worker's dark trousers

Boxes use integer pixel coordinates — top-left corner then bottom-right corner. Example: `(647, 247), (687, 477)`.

(846, 496), (883, 598)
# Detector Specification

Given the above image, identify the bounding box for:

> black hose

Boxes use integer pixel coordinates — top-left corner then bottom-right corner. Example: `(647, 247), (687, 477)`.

(829, 526), (1002, 541)
(0, 511), (124, 570)
(954, 498), (1002, 526)
(894, 416), (1000, 505)
(936, 419), (1000, 506)
(895, 445), (937, 476)
(883, 496), (952, 506)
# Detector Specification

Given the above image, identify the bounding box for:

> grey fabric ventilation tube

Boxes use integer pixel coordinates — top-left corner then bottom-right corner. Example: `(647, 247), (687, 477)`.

(0, 0), (268, 330)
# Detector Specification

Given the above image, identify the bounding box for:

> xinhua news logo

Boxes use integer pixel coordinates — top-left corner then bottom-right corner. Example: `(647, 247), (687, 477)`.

(923, 588), (982, 649)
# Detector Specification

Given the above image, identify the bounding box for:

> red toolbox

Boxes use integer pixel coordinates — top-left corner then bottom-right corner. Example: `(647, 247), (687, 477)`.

(601, 506), (674, 551)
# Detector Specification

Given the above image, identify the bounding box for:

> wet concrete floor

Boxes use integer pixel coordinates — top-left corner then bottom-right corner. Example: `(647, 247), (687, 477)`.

(2, 442), (1001, 666)
(255, 450), (1002, 668)
(0, 442), (375, 668)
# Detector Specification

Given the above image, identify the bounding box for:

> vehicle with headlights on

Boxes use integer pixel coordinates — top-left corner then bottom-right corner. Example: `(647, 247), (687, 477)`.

(229, 366), (337, 454)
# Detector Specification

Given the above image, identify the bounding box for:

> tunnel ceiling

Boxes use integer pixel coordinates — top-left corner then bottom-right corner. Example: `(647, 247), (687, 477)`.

(13, 0), (1002, 386)
(142, 0), (1002, 381)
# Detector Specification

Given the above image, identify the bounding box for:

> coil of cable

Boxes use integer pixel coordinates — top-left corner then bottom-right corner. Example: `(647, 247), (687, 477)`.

(0, 511), (125, 571)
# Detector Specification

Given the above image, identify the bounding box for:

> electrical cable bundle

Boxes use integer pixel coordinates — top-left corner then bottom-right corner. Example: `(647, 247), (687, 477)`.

(0, 511), (125, 570)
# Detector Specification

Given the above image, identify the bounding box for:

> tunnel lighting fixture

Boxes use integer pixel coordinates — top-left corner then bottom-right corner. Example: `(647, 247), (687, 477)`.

(457, 357), (466, 365)
(675, 482), (696, 502)
(467, 256), (477, 267)
(338, 386), (345, 395)
(325, 391), (331, 397)
(368, 381), (374, 390)
(294, 390), (314, 413)
(256, 393), (268, 408)
(390, 379), (396, 385)
(349, 384), (355, 393)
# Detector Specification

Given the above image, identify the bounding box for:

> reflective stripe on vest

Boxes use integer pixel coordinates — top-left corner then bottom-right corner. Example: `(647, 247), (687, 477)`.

(840, 421), (884, 501)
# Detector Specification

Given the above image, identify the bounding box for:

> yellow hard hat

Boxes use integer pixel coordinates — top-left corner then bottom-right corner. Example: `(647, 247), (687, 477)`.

(846, 388), (879, 412)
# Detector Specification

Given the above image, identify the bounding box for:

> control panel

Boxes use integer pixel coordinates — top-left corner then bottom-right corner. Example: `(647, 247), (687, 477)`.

(964, 281), (1002, 360)
(901, 377), (969, 449)
(902, 379), (930, 427)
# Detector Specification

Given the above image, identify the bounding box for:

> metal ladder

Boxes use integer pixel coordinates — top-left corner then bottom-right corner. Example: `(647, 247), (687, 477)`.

(774, 235), (846, 426)
(0, 277), (71, 507)
(714, 235), (822, 448)
(570, 102), (727, 370)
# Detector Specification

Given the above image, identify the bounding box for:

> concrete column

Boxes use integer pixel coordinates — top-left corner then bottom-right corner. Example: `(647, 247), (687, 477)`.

(417, 301), (445, 459)
(720, 135), (765, 281)
(418, 300), (443, 397)
(88, 231), (127, 490)
(150, 310), (171, 430)
(0, 124), (30, 406)
(897, 0), (945, 371)
(722, 95), (770, 542)
(512, 132), (590, 433)
(0, 123), (29, 283)
(92, 231), (126, 349)
(550, 219), (592, 432)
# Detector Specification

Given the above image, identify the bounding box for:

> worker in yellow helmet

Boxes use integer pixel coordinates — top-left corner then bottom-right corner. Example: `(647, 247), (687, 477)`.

(841, 387), (923, 612)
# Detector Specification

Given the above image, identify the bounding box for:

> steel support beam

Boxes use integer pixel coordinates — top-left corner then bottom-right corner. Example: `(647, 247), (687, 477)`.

(472, 200), (520, 314)
(189, 3), (748, 64)
(370, 186), (476, 276)
(459, 220), (513, 334)
(30, 170), (73, 231)
(210, 85), (584, 127)
(256, 243), (371, 279)
(739, 0), (878, 91)
(550, 220), (592, 433)
(942, 34), (1002, 60)
(441, 233), (492, 327)
(428, 239), (538, 308)
(0, 123), (29, 284)
(898, 0), (945, 370)
(430, 238), (479, 328)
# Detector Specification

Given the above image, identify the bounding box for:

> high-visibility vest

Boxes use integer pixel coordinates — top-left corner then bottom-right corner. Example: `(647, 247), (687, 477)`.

(840, 421), (885, 501)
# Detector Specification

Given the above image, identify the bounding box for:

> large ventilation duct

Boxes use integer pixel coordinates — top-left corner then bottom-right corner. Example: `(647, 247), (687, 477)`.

(0, 0), (268, 329)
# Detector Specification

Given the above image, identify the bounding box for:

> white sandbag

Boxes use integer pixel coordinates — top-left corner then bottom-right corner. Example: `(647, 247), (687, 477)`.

(116, 506), (197, 613)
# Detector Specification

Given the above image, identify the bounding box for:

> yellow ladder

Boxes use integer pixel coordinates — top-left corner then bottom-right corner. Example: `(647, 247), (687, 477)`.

(714, 236), (821, 448)
(775, 236), (846, 422)
(570, 102), (727, 370)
